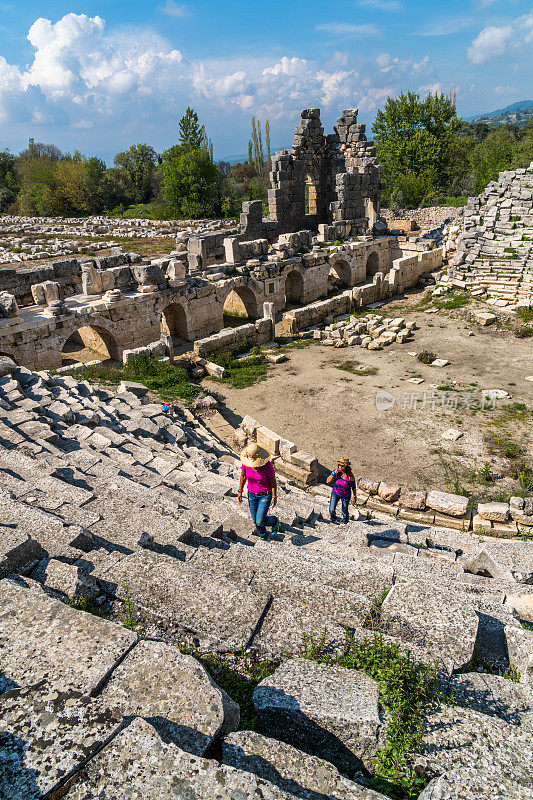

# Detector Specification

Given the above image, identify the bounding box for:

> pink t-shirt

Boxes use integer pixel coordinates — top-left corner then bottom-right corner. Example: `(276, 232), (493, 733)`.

(241, 461), (275, 494)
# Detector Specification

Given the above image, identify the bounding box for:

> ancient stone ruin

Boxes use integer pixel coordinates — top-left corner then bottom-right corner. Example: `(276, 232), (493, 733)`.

(450, 163), (533, 307)
(0, 110), (531, 800)
(0, 108), (443, 371)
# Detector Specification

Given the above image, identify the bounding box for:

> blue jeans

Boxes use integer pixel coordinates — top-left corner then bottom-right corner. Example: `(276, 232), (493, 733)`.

(248, 492), (278, 537)
(330, 491), (350, 523)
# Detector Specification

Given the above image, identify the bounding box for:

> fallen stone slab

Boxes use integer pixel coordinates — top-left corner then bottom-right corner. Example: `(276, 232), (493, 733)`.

(426, 490), (469, 517)
(414, 704), (533, 789)
(418, 767), (530, 800)
(458, 548), (514, 581)
(222, 731), (389, 800)
(117, 380), (149, 397)
(0, 519), (42, 579)
(0, 577), (137, 694)
(477, 502), (510, 522)
(0, 683), (123, 800)
(253, 658), (386, 772)
(65, 717), (295, 800)
(444, 673), (533, 732)
(380, 581), (478, 671)
(96, 549), (271, 651)
(97, 640), (239, 755)
(506, 593), (533, 625)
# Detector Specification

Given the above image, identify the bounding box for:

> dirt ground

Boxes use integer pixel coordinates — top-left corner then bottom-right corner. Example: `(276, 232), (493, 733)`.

(210, 292), (533, 497)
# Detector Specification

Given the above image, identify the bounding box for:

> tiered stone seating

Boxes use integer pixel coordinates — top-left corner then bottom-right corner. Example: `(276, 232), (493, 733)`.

(0, 357), (532, 799)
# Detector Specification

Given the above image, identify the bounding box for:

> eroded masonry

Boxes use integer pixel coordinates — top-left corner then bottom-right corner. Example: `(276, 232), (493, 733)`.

(0, 108), (443, 370)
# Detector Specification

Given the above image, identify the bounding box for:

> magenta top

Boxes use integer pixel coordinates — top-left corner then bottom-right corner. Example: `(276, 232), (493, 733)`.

(241, 461), (275, 494)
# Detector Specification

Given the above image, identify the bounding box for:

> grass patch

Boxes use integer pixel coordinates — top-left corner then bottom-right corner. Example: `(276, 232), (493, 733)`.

(303, 631), (442, 798)
(192, 650), (277, 731)
(516, 326), (533, 338)
(484, 431), (525, 460)
(432, 291), (471, 311)
(335, 360), (378, 376)
(417, 350), (437, 365)
(62, 355), (201, 404)
(516, 307), (533, 323)
(206, 352), (268, 388)
(64, 594), (108, 618)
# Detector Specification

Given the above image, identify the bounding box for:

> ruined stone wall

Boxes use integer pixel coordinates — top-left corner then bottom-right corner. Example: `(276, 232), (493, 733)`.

(268, 108), (383, 234)
(193, 317), (274, 357)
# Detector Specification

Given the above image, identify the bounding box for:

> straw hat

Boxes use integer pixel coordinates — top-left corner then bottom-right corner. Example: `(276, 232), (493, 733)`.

(337, 457), (351, 467)
(241, 442), (271, 468)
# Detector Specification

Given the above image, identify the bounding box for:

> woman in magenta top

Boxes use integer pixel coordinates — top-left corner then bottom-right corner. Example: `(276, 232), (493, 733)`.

(238, 443), (279, 540)
(326, 456), (357, 524)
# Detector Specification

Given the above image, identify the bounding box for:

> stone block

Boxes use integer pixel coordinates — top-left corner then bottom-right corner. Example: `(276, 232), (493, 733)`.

(377, 482), (401, 502)
(0, 291), (19, 318)
(253, 658), (386, 772)
(97, 640), (239, 754)
(290, 450), (318, 472)
(358, 477), (380, 495)
(256, 425), (281, 456)
(0, 577), (137, 694)
(63, 717), (293, 800)
(477, 502), (510, 522)
(427, 490), (469, 517)
(399, 488), (427, 510)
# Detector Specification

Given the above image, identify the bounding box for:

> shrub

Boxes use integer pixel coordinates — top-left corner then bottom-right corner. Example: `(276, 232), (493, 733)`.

(417, 350), (436, 364)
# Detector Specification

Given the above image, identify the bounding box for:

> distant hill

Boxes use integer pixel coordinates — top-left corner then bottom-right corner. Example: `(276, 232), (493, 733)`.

(465, 100), (533, 128)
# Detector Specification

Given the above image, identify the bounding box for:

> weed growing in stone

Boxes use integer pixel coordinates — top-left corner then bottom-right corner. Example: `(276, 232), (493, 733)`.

(65, 594), (108, 618)
(121, 575), (145, 633)
(302, 631), (442, 799)
(191, 649), (277, 731)
(417, 350), (436, 364)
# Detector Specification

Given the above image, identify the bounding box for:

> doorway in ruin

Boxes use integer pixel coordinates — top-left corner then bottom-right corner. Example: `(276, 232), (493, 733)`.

(328, 259), (351, 292)
(161, 303), (189, 344)
(61, 325), (119, 365)
(304, 175), (318, 216)
(366, 251), (380, 279)
(284, 270), (304, 306)
(223, 286), (258, 326)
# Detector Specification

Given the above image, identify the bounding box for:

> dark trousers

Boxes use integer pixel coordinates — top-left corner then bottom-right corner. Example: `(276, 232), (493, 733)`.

(330, 491), (350, 523)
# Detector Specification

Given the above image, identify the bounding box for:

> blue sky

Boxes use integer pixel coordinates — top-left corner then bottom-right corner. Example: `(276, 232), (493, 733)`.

(0, 0), (532, 162)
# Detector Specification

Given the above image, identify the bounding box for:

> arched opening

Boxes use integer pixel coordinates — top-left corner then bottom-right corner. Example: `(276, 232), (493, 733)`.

(284, 270), (304, 306)
(223, 286), (258, 326)
(62, 325), (119, 365)
(0, 351), (16, 364)
(366, 251), (380, 279)
(304, 175), (318, 216)
(328, 259), (351, 292)
(161, 303), (189, 344)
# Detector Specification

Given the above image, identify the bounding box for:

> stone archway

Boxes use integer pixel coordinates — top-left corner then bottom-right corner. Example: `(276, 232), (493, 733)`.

(328, 258), (351, 291)
(161, 303), (189, 344)
(366, 251), (380, 279)
(223, 285), (259, 322)
(284, 270), (304, 305)
(61, 325), (119, 365)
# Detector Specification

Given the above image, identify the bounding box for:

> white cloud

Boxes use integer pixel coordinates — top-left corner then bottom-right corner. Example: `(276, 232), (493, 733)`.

(414, 18), (472, 37)
(315, 23), (379, 37)
(467, 24), (513, 63)
(158, 1), (192, 18)
(0, 12), (442, 155)
(357, 0), (402, 10)
(467, 12), (533, 64)
(494, 84), (518, 95)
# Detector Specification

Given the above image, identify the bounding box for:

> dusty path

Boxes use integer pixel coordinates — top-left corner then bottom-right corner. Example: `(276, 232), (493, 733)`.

(210, 299), (533, 494)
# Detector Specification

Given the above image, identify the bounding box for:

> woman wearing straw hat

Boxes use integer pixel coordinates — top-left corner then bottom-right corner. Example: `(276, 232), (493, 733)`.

(237, 443), (279, 540)
(326, 457), (357, 524)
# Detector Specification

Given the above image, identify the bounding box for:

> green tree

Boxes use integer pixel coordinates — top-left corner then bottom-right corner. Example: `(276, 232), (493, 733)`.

(113, 143), (157, 204)
(372, 91), (460, 207)
(162, 144), (219, 218)
(265, 120), (271, 162)
(0, 150), (18, 211)
(16, 142), (63, 215)
(179, 107), (205, 150)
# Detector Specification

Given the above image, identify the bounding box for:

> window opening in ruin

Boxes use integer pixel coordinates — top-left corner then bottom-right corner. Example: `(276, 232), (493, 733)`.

(223, 286), (258, 326)
(305, 175), (317, 216)
(62, 326), (119, 365)
(366, 251), (380, 279)
(268, 283), (275, 294)
(161, 303), (189, 345)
